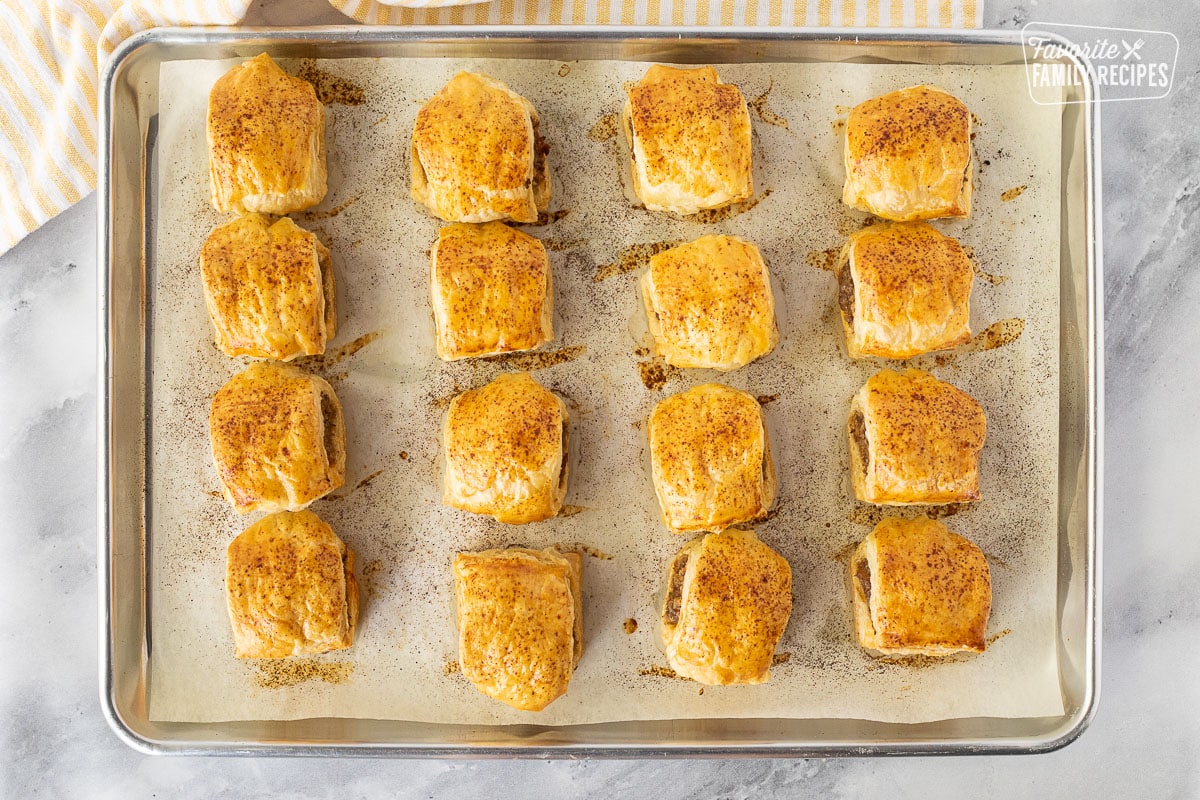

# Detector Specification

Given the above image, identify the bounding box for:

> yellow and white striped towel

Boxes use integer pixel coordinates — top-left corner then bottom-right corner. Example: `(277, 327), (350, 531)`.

(334, 0), (982, 27)
(0, 0), (981, 255)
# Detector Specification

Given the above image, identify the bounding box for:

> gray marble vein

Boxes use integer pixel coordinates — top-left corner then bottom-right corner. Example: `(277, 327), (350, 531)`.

(3, 0), (1200, 796)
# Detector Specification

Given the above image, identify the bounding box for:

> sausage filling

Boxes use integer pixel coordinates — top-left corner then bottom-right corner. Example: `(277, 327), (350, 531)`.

(321, 390), (339, 463)
(318, 248), (336, 337)
(837, 261), (855, 326)
(558, 419), (569, 494)
(849, 410), (869, 477)
(855, 558), (872, 608)
(662, 552), (689, 626)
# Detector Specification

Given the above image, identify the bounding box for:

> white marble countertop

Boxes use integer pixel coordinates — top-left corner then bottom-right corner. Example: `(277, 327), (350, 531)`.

(2, 1), (1198, 796)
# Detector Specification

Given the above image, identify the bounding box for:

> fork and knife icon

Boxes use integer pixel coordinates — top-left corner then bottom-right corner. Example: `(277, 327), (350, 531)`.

(1121, 38), (1146, 60)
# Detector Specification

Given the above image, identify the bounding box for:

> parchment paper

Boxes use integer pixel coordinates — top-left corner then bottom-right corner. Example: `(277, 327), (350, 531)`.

(148, 56), (1064, 725)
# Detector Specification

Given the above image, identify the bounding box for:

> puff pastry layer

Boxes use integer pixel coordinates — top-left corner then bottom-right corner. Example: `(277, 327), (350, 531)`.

(838, 221), (973, 360)
(454, 547), (583, 711)
(642, 234), (778, 370)
(623, 65), (753, 215)
(661, 529), (792, 685)
(210, 362), (346, 513)
(442, 373), (569, 524)
(226, 510), (358, 659)
(842, 85), (973, 221)
(411, 72), (551, 223)
(430, 222), (554, 360)
(649, 383), (776, 533)
(848, 369), (986, 505)
(208, 53), (327, 214)
(851, 516), (991, 656)
(200, 213), (336, 361)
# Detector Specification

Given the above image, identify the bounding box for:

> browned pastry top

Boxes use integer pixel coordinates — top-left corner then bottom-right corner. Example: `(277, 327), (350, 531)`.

(850, 368), (986, 505)
(200, 213), (335, 361)
(852, 516), (991, 654)
(642, 234), (777, 370)
(839, 221), (973, 359)
(209, 362), (346, 513)
(411, 72), (548, 223)
(225, 510), (358, 659)
(648, 383), (775, 532)
(442, 372), (568, 524)
(208, 53), (327, 214)
(843, 85), (972, 221)
(661, 529), (792, 685)
(453, 547), (582, 711)
(624, 65), (753, 214)
(430, 221), (553, 360)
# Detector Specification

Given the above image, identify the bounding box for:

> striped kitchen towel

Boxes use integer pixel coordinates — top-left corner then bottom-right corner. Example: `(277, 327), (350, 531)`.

(334, 0), (983, 26)
(0, 0), (982, 255)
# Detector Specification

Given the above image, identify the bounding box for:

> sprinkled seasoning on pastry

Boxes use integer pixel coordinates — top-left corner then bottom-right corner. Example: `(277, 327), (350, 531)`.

(208, 53), (327, 214)
(623, 65), (753, 215)
(225, 510), (358, 659)
(453, 547), (582, 710)
(411, 72), (551, 223)
(660, 529), (792, 685)
(200, 213), (336, 361)
(442, 373), (569, 524)
(842, 85), (973, 221)
(648, 383), (777, 532)
(848, 369), (986, 505)
(209, 362), (346, 513)
(837, 221), (973, 360)
(430, 222), (553, 361)
(851, 516), (992, 656)
(642, 234), (778, 370)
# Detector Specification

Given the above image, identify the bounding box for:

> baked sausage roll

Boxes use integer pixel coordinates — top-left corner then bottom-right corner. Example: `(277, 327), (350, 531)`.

(837, 221), (973, 360)
(649, 384), (776, 533)
(848, 369), (985, 505)
(210, 362), (346, 513)
(661, 529), (792, 685)
(226, 510), (358, 659)
(208, 53), (327, 214)
(453, 547), (583, 711)
(851, 516), (991, 656)
(623, 65), (753, 215)
(200, 213), (336, 361)
(442, 373), (568, 524)
(430, 222), (554, 361)
(842, 85), (973, 221)
(411, 72), (551, 223)
(642, 234), (778, 371)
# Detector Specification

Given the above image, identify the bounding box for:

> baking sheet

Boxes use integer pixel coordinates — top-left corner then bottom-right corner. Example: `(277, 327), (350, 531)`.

(148, 56), (1064, 725)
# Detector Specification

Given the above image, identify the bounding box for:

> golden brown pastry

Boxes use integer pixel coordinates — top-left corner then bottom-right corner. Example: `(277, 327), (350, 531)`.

(661, 529), (792, 685)
(225, 510), (358, 659)
(411, 72), (550, 223)
(642, 234), (778, 371)
(842, 85), (972, 221)
(209, 362), (346, 513)
(851, 516), (991, 656)
(837, 221), (973, 360)
(848, 369), (985, 505)
(453, 547), (583, 711)
(623, 65), (753, 215)
(648, 384), (776, 533)
(430, 222), (554, 361)
(208, 53), (327, 214)
(200, 213), (336, 361)
(442, 373), (568, 524)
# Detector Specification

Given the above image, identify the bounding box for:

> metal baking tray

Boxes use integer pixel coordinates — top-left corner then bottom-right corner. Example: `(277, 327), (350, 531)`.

(97, 26), (1102, 756)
